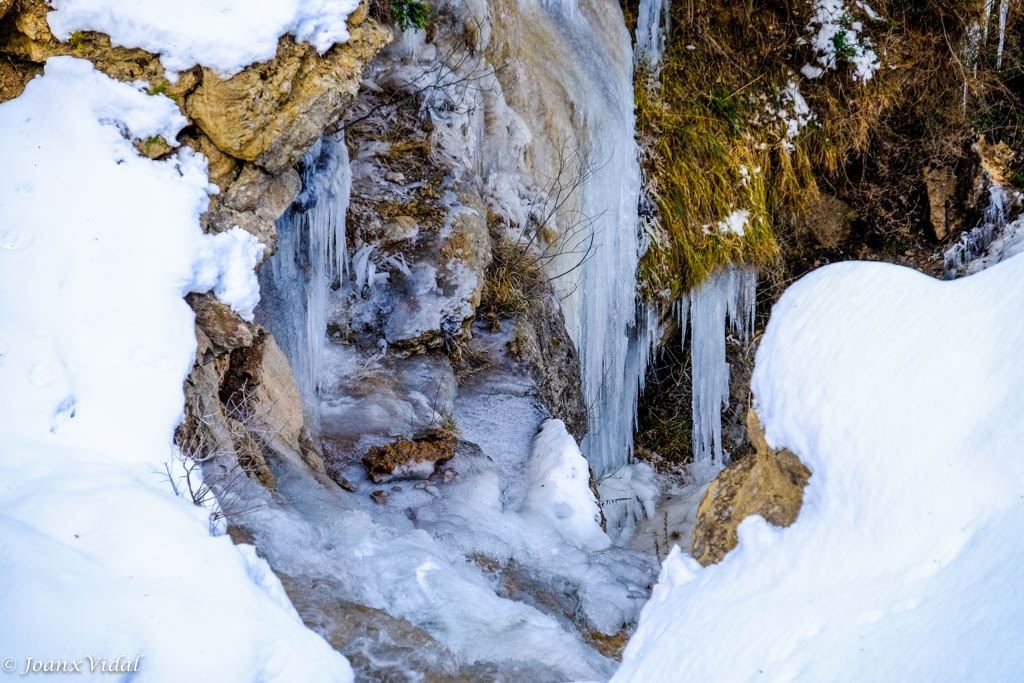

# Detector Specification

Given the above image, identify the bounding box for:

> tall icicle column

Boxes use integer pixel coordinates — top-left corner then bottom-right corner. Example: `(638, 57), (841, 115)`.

(522, 0), (645, 477)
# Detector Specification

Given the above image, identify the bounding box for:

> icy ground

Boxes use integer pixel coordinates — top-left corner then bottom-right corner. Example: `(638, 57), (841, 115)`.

(237, 322), (659, 680)
(615, 253), (1024, 681)
(0, 57), (352, 681)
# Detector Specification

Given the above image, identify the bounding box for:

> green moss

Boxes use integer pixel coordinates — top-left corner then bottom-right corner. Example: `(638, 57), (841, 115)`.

(392, 0), (430, 30)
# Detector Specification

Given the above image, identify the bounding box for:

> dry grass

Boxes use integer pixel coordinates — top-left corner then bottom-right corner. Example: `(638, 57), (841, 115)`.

(632, 0), (1023, 293)
(478, 233), (547, 321)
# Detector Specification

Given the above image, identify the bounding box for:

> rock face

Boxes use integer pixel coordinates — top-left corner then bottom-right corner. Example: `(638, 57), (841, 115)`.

(924, 164), (959, 241)
(796, 193), (856, 249)
(509, 294), (588, 440)
(691, 410), (811, 566)
(185, 30), (389, 174)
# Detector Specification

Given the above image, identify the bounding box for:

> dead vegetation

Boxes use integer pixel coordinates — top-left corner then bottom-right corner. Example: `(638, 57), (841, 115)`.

(630, 0), (1024, 295)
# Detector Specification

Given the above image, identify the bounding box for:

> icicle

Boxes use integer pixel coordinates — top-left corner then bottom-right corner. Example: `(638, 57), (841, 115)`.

(256, 132), (352, 429)
(687, 267), (758, 481)
(997, 0), (1009, 69)
(944, 183), (1010, 277)
(675, 296), (689, 354)
(633, 303), (662, 430)
(635, 0), (671, 70)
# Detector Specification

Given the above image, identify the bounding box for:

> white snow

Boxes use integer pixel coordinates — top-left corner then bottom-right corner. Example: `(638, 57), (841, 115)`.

(0, 56), (350, 681)
(616, 253), (1024, 681)
(802, 0), (881, 82)
(191, 227), (265, 320)
(47, 0), (361, 78)
(523, 420), (612, 551)
(717, 208), (750, 236)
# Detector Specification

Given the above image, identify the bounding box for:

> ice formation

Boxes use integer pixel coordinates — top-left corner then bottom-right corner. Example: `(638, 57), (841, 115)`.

(258, 134), (351, 422)
(997, 0), (1010, 68)
(634, 0), (671, 70)
(0, 56), (350, 681)
(681, 267), (757, 480)
(615, 252), (1024, 681)
(944, 183), (1016, 278)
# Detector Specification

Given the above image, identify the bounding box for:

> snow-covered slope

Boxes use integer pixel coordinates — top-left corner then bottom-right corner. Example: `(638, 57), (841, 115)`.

(615, 253), (1024, 681)
(0, 57), (351, 682)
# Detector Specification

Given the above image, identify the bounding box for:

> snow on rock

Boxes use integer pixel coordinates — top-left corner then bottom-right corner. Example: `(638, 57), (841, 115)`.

(0, 57), (350, 681)
(190, 226), (265, 320)
(47, 0), (361, 78)
(615, 254), (1024, 681)
(522, 420), (611, 552)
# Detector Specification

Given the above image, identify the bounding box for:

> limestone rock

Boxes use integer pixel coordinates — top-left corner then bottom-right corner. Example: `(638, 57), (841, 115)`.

(201, 164), (302, 258)
(0, 55), (37, 103)
(253, 334), (306, 452)
(223, 165), (302, 216)
(187, 292), (255, 351)
(691, 409), (811, 566)
(362, 430), (457, 483)
(185, 26), (390, 174)
(924, 164), (958, 241)
(180, 133), (240, 191)
(797, 193), (856, 249)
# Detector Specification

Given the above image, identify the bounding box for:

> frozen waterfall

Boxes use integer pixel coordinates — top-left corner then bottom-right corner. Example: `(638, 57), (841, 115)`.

(257, 133), (351, 428)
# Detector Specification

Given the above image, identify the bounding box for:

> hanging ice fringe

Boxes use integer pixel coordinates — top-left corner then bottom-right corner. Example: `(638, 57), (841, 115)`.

(259, 133), (352, 425)
(682, 266), (758, 481)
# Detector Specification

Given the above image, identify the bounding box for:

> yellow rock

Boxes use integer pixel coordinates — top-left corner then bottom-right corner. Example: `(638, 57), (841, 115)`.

(691, 409), (811, 566)
(185, 25), (391, 173)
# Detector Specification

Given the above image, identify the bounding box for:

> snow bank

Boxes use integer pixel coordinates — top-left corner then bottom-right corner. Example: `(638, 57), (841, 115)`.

(0, 57), (350, 681)
(522, 420), (611, 552)
(616, 254), (1024, 680)
(47, 0), (361, 78)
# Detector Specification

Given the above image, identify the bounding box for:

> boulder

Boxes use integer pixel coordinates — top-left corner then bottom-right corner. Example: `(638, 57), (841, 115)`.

(362, 429), (457, 483)
(691, 409), (811, 566)
(185, 26), (390, 174)
(924, 164), (958, 241)
(187, 292), (255, 351)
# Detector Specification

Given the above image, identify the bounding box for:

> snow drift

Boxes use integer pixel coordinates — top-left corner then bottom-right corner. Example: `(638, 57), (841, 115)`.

(0, 57), (352, 682)
(616, 253), (1024, 681)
